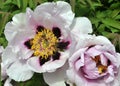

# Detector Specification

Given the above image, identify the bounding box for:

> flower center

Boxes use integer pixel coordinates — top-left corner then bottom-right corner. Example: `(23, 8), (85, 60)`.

(31, 29), (58, 59)
(92, 55), (107, 74)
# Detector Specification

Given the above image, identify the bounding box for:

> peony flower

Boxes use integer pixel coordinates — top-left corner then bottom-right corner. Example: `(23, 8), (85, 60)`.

(43, 17), (93, 86)
(2, 1), (74, 81)
(1, 63), (13, 86)
(1, 46), (12, 86)
(67, 34), (120, 86)
(0, 46), (6, 80)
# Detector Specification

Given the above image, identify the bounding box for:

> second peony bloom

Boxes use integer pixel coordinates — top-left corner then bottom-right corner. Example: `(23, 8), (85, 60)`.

(67, 34), (120, 86)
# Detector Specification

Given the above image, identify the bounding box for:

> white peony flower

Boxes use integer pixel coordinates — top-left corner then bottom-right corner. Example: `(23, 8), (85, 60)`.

(2, 1), (74, 81)
(1, 46), (12, 86)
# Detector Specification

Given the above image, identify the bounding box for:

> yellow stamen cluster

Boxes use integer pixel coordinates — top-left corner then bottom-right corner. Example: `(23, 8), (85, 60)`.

(98, 65), (107, 74)
(31, 29), (58, 59)
(92, 55), (107, 74)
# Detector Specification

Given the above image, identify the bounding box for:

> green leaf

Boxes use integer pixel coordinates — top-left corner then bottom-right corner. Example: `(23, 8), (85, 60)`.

(29, 0), (35, 9)
(111, 9), (120, 18)
(17, 0), (21, 8)
(22, 0), (28, 9)
(96, 11), (106, 19)
(19, 73), (48, 86)
(101, 31), (111, 37)
(98, 24), (105, 32)
(102, 18), (120, 29)
(0, 37), (8, 47)
(0, 13), (10, 36)
(110, 2), (120, 9)
(115, 15), (120, 20)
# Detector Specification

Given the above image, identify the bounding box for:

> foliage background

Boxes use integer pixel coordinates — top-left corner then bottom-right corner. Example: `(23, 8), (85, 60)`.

(0, 0), (120, 86)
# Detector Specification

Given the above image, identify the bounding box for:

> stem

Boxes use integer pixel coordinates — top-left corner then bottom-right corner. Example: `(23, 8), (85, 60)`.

(70, 0), (75, 12)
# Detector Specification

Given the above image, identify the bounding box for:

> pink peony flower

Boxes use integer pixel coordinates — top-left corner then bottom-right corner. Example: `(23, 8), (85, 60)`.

(67, 35), (120, 86)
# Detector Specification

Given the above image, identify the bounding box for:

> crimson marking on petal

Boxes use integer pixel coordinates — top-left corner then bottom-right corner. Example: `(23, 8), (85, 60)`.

(39, 56), (50, 65)
(24, 40), (31, 49)
(36, 26), (44, 32)
(107, 60), (111, 66)
(57, 41), (70, 50)
(52, 27), (61, 38)
(52, 52), (60, 60)
(65, 82), (70, 86)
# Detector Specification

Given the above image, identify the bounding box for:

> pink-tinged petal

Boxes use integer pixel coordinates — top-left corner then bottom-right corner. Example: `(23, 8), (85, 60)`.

(85, 45), (101, 57)
(43, 62), (69, 86)
(104, 65), (114, 83)
(67, 68), (85, 86)
(85, 81), (106, 86)
(69, 48), (87, 67)
(116, 67), (120, 86)
(71, 17), (92, 34)
(75, 57), (84, 71)
(104, 52), (117, 66)
(83, 57), (100, 79)
(107, 79), (120, 86)
(34, 1), (74, 28)
(100, 54), (108, 65)
(116, 53), (120, 67)
(4, 78), (12, 86)
(67, 68), (107, 86)
(7, 60), (34, 81)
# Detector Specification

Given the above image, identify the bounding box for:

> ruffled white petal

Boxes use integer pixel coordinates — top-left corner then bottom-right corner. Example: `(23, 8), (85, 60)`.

(73, 35), (112, 51)
(4, 13), (26, 42)
(4, 78), (12, 86)
(6, 60), (34, 81)
(2, 46), (18, 66)
(26, 8), (38, 28)
(1, 63), (7, 80)
(0, 46), (4, 54)
(71, 17), (93, 34)
(9, 31), (35, 46)
(49, 81), (66, 86)
(34, 1), (74, 28)
(27, 51), (68, 73)
(12, 13), (27, 26)
(43, 62), (69, 86)
(1, 45), (34, 81)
